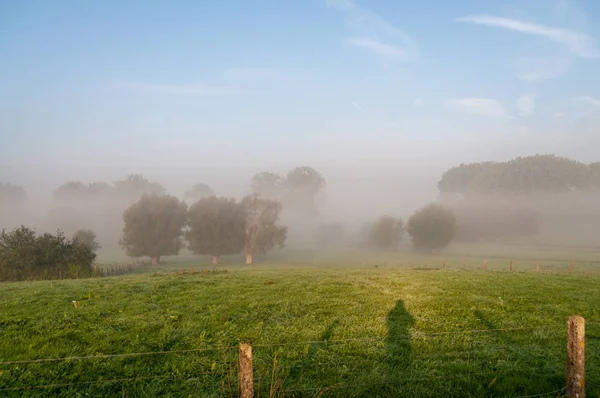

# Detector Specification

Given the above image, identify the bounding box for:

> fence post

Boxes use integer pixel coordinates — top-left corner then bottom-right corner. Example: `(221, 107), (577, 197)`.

(536, 261), (540, 273)
(484, 259), (487, 271)
(239, 342), (254, 398)
(566, 316), (585, 398)
(570, 260), (574, 274)
(510, 259), (513, 272)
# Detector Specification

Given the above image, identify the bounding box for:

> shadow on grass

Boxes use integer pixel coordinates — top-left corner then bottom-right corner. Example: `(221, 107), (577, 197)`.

(472, 309), (564, 397)
(360, 300), (414, 397)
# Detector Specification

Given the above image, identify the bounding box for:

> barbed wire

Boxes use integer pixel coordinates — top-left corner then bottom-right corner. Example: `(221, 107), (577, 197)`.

(513, 387), (566, 398)
(0, 375), (174, 392)
(281, 368), (558, 394)
(0, 323), (576, 367)
(0, 346), (233, 366)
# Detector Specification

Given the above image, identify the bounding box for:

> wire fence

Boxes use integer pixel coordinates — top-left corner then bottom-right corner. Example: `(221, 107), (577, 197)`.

(0, 321), (597, 397)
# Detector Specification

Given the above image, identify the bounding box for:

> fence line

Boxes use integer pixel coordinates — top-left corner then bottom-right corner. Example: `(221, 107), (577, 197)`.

(0, 346), (231, 366)
(0, 324), (569, 367)
(0, 375), (176, 392)
(1, 318), (595, 396)
(513, 387), (567, 398)
(280, 368), (562, 394)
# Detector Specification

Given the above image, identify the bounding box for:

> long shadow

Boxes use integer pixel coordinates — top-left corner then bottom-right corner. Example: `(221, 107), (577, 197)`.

(360, 300), (414, 397)
(385, 301), (415, 372)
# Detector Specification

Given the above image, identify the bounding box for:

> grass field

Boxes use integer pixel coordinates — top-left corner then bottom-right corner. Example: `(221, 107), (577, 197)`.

(1, 247), (600, 397)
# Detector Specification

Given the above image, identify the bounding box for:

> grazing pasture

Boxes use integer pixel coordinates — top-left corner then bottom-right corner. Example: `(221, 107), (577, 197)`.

(1, 247), (599, 397)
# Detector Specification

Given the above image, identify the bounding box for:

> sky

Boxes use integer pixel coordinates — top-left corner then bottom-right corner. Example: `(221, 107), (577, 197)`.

(1, 0), (600, 197)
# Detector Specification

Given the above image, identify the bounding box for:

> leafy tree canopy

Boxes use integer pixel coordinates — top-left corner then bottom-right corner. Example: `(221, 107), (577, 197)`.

(184, 183), (215, 202)
(185, 197), (246, 262)
(368, 216), (404, 250)
(438, 154), (595, 195)
(251, 172), (284, 200)
(407, 204), (456, 252)
(120, 194), (187, 264)
(114, 174), (166, 198)
(0, 226), (96, 281)
(72, 229), (101, 252)
(0, 183), (27, 206)
(241, 195), (287, 263)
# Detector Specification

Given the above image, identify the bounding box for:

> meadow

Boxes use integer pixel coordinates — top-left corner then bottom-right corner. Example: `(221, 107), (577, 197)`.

(1, 246), (599, 397)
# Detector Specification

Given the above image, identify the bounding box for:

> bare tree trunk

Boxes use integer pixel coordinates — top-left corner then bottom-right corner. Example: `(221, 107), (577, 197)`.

(212, 255), (219, 265)
(245, 253), (253, 264)
(151, 256), (160, 265)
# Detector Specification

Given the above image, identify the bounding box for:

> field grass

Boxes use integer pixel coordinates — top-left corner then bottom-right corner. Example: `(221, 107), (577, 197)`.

(1, 251), (600, 397)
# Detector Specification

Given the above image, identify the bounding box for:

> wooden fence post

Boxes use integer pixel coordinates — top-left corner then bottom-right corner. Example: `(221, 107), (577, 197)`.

(566, 316), (585, 398)
(239, 342), (254, 398)
(536, 261), (540, 273)
(510, 259), (513, 272)
(484, 259), (487, 271)
(570, 260), (574, 274)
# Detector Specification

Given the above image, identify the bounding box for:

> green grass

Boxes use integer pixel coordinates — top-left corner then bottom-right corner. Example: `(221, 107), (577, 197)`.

(1, 253), (599, 397)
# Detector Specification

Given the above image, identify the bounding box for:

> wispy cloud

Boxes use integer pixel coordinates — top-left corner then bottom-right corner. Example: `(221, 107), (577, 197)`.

(123, 81), (234, 96)
(516, 94), (536, 116)
(576, 96), (600, 107)
(351, 101), (363, 111)
(327, 0), (418, 61)
(445, 98), (510, 118)
(512, 57), (572, 81)
(345, 38), (408, 59)
(456, 15), (598, 58)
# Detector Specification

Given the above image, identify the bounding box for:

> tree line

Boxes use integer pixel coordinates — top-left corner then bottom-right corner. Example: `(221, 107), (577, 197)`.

(438, 154), (600, 195)
(120, 194), (287, 265)
(366, 204), (456, 252)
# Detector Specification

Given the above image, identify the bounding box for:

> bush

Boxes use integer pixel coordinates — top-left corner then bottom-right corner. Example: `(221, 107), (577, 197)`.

(72, 229), (101, 252)
(0, 226), (97, 281)
(407, 204), (456, 252)
(368, 216), (403, 250)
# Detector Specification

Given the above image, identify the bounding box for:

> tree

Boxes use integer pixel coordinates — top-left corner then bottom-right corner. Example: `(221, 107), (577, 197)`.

(120, 194), (188, 264)
(368, 216), (404, 250)
(72, 229), (101, 252)
(438, 155), (593, 196)
(283, 166), (326, 217)
(114, 174), (166, 200)
(54, 181), (89, 201)
(241, 195), (287, 264)
(407, 204), (456, 252)
(0, 226), (96, 281)
(251, 172), (284, 200)
(186, 197), (246, 264)
(184, 183), (215, 202)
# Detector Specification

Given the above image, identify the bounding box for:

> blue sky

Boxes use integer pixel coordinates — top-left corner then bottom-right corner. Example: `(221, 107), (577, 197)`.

(1, 0), (600, 192)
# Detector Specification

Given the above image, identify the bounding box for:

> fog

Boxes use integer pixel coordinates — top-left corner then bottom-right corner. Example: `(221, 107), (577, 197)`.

(3, 0), (600, 256)
(2, 148), (600, 256)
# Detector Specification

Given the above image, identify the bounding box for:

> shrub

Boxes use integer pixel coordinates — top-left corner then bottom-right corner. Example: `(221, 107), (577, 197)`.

(72, 229), (101, 252)
(407, 204), (456, 252)
(0, 226), (97, 281)
(368, 216), (403, 250)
